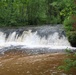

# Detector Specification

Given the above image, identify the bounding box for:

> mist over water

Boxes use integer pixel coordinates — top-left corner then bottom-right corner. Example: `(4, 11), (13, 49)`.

(0, 25), (75, 54)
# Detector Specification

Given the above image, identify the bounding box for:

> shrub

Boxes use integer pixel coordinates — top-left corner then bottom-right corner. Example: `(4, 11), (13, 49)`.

(58, 49), (76, 72)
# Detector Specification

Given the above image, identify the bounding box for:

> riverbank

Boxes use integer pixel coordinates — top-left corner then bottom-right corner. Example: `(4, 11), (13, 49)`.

(0, 52), (75, 75)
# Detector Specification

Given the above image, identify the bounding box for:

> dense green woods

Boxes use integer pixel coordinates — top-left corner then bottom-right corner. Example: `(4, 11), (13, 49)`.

(0, 0), (59, 26)
(0, 0), (27, 26)
(0, 0), (76, 26)
(0, 0), (72, 26)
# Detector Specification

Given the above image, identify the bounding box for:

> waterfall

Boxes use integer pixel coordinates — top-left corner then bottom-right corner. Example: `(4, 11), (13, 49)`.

(0, 25), (75, 54)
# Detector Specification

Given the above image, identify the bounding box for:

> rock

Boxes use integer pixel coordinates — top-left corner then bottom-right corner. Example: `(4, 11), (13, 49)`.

(67, 31), (76, 47)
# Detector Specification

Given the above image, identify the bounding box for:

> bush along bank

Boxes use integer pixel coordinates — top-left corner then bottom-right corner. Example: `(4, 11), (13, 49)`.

(64, 15), (76, 47)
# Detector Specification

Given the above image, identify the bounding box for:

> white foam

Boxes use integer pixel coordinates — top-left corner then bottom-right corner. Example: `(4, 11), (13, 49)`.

(0, 30), (75, 52)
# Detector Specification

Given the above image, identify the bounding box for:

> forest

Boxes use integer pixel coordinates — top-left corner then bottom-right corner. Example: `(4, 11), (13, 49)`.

(0, 0), (76, 74)
(0, 0), (76, 27)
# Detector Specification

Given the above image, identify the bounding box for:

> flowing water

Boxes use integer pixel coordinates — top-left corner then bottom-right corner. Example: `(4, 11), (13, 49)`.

(0, 25), (76, 54)
(0, 25), (76, 75)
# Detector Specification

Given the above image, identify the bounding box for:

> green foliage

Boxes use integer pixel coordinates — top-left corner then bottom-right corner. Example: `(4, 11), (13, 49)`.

(51, 0), (76, 17)
(64, 17), (73, 32)
(58, 49), (76, 72)
(0, 0), (76, 26)
(0, 0), (27, 26)
(61, 0), (76, 32)
(0, 0), (62, 26)
(51, 0), (76, 26)
(58, 58), (73, 71)
(60, 0), (76, 17)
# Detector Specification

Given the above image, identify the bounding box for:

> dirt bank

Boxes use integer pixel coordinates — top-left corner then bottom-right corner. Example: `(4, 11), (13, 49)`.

(0, 52), (75, 75)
